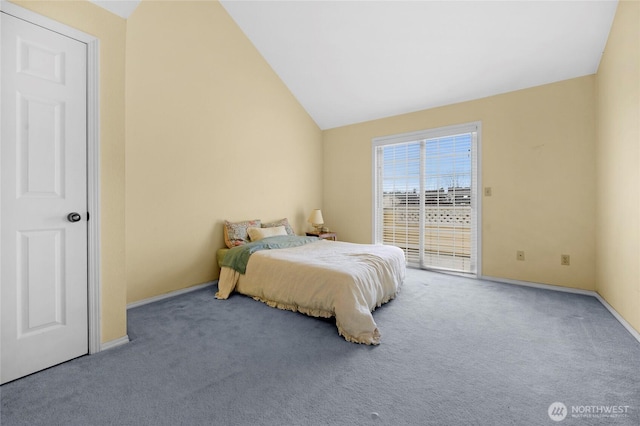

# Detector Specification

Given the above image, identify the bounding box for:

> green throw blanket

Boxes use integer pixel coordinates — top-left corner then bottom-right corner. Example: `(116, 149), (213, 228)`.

(221, 235), (318, 274)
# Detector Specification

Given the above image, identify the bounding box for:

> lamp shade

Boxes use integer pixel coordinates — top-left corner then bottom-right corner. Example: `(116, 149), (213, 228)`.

(307, 209), (324, 225)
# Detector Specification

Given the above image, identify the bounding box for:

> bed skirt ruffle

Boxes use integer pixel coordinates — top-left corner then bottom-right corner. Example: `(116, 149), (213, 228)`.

(248, 286), (401, 345)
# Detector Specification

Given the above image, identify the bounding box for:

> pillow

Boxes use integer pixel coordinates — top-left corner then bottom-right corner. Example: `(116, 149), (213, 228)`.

(224, 219), (261, 248)
(262, 218), (295, 235)
(248, 225), (287, 242)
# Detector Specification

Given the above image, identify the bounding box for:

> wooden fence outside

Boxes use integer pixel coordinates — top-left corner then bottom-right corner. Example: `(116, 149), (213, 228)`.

(382, 206), (472, 265)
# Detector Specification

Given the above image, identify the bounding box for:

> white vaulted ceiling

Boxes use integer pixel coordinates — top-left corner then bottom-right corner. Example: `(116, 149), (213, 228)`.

(89, 0), (140, 19)
(90, 1), (618, 130)
(220, 0), (618, 129)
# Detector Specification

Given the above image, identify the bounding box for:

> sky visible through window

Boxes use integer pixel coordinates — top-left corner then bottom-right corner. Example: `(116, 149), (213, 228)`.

(382, 133), (472, 194)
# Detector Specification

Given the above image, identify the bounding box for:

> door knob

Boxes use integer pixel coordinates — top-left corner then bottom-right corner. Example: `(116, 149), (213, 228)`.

(67, 212), (82, 223)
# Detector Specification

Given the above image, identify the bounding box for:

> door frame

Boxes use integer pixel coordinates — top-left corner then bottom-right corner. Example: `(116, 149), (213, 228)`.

(0, 1), (102, 354)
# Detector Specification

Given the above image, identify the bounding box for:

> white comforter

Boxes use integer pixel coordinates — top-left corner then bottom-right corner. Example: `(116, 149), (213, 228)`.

(216, 240), (405, 344)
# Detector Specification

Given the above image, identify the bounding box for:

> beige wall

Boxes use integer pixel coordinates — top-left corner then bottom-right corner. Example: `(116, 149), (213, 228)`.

(9, 1), (128, 343)
(324, 76), (597, 291)
(9, 0), (638, 342)
(596, 0), (640, 334)
(125, 0), (322, 303)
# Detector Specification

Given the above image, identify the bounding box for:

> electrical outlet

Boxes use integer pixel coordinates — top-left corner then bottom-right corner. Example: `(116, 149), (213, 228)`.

(484, 187), (492, 196)
(517, 250), (525, 261)
(561, 254), (570, 266)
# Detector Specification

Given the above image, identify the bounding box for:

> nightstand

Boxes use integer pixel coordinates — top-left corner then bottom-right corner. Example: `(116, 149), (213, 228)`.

(306, 231), (337, 241)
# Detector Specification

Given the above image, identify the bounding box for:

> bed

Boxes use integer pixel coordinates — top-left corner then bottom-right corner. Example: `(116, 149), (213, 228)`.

(215, 221), (405, 345)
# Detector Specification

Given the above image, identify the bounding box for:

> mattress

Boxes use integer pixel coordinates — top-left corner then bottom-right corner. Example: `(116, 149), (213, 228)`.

(216, 237), (405, 344)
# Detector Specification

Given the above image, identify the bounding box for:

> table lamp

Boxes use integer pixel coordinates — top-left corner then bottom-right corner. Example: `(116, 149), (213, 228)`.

(307, 209), (324, 233)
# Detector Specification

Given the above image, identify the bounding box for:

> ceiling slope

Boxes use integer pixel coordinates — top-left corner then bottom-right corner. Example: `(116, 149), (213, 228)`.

(221, 0), (618, 129)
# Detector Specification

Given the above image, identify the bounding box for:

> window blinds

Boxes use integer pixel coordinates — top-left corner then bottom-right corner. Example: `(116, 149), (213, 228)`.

(373, 123), (480, 274)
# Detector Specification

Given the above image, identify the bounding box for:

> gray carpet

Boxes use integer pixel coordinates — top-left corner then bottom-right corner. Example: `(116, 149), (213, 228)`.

(1, 268), (639, 425)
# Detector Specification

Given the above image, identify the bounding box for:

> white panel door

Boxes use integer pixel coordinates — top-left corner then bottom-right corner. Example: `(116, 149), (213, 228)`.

(1, 12), (88, 384)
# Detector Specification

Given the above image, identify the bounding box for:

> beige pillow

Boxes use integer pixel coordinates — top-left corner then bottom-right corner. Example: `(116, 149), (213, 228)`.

(262, 218), (295, 235)
(247, 225), (287, 241)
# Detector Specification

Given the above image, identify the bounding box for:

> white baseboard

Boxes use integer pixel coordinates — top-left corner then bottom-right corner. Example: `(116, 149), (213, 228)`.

(100, 335), (130, 351)
(481, 274), (640, 345)
(594, 293), (640, 344)
(105, 275), (640, 351)
(95, 281), (217, 353)
(481, 274), (596, 296)
(126, 280), (217, 310)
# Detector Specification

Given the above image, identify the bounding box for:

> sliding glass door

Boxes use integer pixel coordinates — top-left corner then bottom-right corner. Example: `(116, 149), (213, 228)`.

(373, 122), (480, 275)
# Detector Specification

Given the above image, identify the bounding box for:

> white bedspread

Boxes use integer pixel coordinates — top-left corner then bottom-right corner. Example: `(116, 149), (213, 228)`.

(216, 240), (405, 344)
